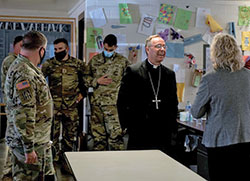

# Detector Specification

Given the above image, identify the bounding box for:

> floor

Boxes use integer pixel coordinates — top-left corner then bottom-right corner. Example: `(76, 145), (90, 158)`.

(0, 138), (75, 181)
(0, 133), (199, 181)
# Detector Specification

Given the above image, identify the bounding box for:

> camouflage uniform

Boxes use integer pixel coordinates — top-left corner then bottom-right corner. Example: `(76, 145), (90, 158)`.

(0, 53), (17, 178)
(1, 53), (17, 97)
(84, 52), (130, 150)
(4, 55), (55, 180)
(42, 56), (86, 161)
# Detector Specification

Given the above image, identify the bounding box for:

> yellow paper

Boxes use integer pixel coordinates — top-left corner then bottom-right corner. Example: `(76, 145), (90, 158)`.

(242, 31), (250, 51)
(177, 83), (185, 103)
(205, 15), (223, 33)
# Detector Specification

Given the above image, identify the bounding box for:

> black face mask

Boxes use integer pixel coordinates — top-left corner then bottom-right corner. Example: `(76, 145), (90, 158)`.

(39, 47), (46, 65)
(55, 50), (67, 61)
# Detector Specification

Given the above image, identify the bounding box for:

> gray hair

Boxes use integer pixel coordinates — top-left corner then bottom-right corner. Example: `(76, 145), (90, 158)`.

(145, 34), (162, 48)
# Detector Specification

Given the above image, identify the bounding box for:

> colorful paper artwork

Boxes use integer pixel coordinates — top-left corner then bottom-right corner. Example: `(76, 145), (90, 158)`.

(119, 3), (133, 24)
(127, 3), (140, 24)
(166, 42), (184, 58)
(174, 8), (192, 30)
(158, 29), (170, 41)
(170, 28), (184, 40)
(137, 14), (157, 35)
(128, 45), (141, 64)
(243, 56), (250, 69)
(205, 15), (223, 33)
(177, 83), (185, 102)
(111, 25), (126, 29)
(89, 8), (107, 28)
(238, 6), (250, 26)
(173, 64), (185, 102)
(158, 4), (177, 25)
(184, 34), (203, 46)
(195, 8), (211, 28)
(242, 31), (250, 51)
(87, 27), (103, 49)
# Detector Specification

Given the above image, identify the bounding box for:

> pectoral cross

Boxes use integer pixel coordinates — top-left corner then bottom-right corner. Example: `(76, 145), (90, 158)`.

(152, 96), (161, 109)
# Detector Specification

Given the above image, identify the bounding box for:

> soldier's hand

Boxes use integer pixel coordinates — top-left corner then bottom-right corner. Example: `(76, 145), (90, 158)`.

(76, 93), (83, 103)
(97, 74), (112, 85)
(25, 150), (38, 164)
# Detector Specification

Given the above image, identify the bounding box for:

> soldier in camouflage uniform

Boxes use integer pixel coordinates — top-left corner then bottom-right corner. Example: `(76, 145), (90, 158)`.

(4, 31), (55, 180)
(84, 34), (131, 150)
(41, 38), (86, 166)
(0, 35), (23, 181)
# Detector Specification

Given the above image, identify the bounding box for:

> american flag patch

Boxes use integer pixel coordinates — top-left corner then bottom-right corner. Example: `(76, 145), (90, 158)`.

(16, 80), (30, 90)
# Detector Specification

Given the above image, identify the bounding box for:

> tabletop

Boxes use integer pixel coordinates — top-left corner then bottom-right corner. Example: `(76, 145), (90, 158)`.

(65, 150), (206, 181)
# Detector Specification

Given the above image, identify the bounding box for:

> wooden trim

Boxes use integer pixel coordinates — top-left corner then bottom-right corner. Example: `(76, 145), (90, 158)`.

(0, 15), (77, 57)
(0, 103), (6, 106)
(0, 15), (75, 21)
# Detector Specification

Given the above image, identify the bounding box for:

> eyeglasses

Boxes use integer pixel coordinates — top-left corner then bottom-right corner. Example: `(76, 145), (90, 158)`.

(154, 44), (166, 49)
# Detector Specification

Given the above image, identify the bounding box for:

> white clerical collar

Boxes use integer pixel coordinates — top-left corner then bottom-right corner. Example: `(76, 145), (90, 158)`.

(148, 59), (159, 69)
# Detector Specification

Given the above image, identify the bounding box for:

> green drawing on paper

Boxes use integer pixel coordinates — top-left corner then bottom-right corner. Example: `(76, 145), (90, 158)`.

(174, 8), (192, 30)
(119, 3), (133, 24)
(238, 6), (250, 26)
(87, 27), (103, 48)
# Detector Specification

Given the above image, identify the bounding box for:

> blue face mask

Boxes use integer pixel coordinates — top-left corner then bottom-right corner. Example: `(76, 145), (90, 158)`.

(103, 50), (114, 58)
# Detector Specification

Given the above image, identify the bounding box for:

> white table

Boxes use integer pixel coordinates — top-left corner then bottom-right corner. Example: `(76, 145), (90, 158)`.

(65, 150), (206, 181)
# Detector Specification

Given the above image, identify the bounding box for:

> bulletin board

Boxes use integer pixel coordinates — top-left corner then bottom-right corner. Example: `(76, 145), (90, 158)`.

(84, 0), (250, 108)
(0, 15), (76, 99)
(0, 15), (76, 58)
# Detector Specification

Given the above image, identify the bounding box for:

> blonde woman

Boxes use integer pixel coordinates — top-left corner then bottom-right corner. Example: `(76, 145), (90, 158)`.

(191, 33), (250, 181)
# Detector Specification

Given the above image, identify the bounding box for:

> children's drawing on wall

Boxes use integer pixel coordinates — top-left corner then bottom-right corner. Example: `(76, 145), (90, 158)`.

(184, 34), (203, 46)
(119, 3), (133, 24)
(238, 6), (250, 26)
(202, 30), (217, 45)
(170, 27), (184, 40)
(205, 15), (223, 33)
(158, 4), (177, 25)
(96, 35), (103, 50)
(195, 8), (211, 28)
(243, 56), (250, 69)
(89, 8), (107, 28)
(137, 14), (157, 35)
(191, 69), (203, 87)
(242, 31), (250, 51)
(127, 3), (140, 23)
(157, 28), (170, 41)
(174, 8), (192, 30)
(173, 64), (185, 102)
(184, 53), (197, 69)
(128, 45), (140, 64)
(166, 42), (184, 58)
(111, 25), (126, 29)
(87, 27), (103, 48)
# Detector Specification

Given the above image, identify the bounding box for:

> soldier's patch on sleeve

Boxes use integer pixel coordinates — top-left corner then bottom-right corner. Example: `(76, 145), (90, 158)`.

(16, 80), (33, 104)
(16, 80), (30, 90)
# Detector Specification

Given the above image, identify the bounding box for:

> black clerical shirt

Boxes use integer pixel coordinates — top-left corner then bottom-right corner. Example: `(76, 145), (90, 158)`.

(117, 59), (178, 153)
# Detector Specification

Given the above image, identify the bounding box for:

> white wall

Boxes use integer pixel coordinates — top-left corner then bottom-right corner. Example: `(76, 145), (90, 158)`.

(83, 0), (250, 109)
(3, 0), (247, 109)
